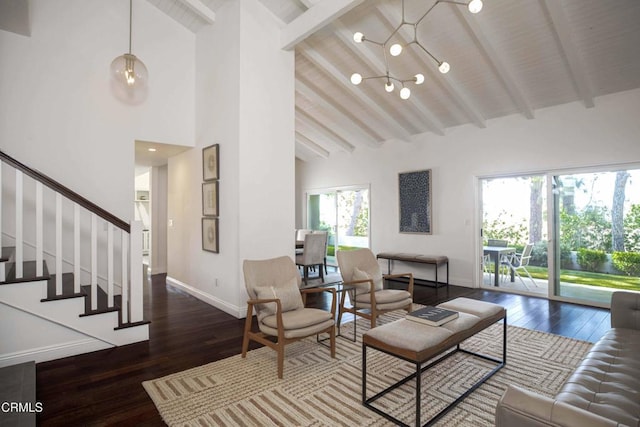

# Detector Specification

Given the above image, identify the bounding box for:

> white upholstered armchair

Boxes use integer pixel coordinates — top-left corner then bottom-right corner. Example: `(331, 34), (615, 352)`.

(242, 255), (336, 378)
(337, 248), (414, 328)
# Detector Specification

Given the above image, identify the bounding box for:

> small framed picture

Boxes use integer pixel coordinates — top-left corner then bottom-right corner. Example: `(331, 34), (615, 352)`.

(202, 217), (219, 253)
(202, 181), (219, 217)
(203, 144), (219, 181)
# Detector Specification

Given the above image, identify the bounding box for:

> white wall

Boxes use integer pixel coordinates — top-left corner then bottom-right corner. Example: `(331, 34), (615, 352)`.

(0, 303), (111, 367)
(0, 0), (195, 360)
(297, 88), (640, 287)
(150, 165), (168, 274)
(0, 0), (195, 221)
(167, 0), (295, 316)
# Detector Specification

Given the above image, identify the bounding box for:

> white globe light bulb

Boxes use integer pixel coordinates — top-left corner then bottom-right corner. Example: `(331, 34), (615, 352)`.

(438, 61), (450, 74)
(353, 32), (364, 43)
(400, 87), (411, 100)
(389, 43), (403, 57)
(350, 73), (363, 85)
(414, 73), (425, 84)
(468, 0), (483, 13)
(385, 81), (395, 92)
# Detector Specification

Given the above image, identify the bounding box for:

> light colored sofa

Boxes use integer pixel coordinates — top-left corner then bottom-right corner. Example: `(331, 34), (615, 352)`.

(495, 291), (640, 427)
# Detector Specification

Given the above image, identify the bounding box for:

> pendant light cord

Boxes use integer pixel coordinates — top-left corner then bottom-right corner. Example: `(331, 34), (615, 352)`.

(128, 0), (133, 54)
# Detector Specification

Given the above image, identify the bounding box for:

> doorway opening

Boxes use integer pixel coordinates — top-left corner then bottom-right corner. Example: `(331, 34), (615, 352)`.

(306, 186), (370, 269)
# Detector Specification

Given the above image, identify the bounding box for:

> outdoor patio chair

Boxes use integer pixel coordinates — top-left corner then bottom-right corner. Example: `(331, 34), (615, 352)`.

(483, 253), (493, 283)
(242, 255), (336, 379)
(502, 243), (536, 289)
(487, 239), (509, 247)
(336, 248), (414, 328)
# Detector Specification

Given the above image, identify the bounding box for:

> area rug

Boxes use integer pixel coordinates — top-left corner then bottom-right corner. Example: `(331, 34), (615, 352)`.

(143, 311), (593, 426)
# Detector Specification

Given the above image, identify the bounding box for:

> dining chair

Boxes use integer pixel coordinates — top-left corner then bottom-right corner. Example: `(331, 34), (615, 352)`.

(295, 229), (312, 241)
(242, 256), (336, 378)
(295, 229), (312, 255)
(313, 230), (330, 274)
(336, 248), (414, 328)
(295, 232), (327, 284)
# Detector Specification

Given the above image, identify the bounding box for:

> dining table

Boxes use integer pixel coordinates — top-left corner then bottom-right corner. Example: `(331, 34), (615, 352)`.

(483, 246), (516, 286)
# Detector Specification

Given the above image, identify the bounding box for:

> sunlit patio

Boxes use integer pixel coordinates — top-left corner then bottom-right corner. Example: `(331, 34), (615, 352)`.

(481, 272), (634, 305)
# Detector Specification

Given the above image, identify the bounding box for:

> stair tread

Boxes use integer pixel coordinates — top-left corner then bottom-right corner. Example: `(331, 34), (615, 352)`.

(80, 285), (120, 316)
(2, 260), (49, 284)
(79, 285), (150, 329)
(0, 246), (15, 262)
(41, 272), (86, 301)
(115, 319), (151, 330)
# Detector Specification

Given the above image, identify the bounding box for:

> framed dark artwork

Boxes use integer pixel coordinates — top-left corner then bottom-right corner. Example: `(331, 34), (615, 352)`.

(398, 169), (432, 234)
(202, 181), (219, 217)
(202, 144), (219, 181)
(202, 217), (219, 253)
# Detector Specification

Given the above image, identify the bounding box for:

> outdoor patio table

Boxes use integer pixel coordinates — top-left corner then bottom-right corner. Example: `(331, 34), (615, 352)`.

(483, 246), (516, 287)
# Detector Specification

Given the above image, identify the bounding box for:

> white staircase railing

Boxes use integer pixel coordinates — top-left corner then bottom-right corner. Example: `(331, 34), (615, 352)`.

(0, 151), (144, 325)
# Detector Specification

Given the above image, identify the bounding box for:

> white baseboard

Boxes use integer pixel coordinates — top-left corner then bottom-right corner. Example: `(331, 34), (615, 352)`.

(0, 339), (112, 368)
(166, 276), (245, 318)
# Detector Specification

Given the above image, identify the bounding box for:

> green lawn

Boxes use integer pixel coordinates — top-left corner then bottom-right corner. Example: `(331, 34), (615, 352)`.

(326, 245), (360, 257)
(526, 266), (640, 291)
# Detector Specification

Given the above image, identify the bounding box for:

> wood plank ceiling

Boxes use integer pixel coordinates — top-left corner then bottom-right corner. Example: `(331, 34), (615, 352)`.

(151, 0), (640, 161)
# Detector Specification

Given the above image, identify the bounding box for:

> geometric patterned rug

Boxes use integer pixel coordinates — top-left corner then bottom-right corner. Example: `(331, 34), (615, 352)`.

(143, 310), (593, 426)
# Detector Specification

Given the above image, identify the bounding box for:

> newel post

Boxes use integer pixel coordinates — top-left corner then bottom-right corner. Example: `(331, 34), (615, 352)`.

(129, 220), (144, 322)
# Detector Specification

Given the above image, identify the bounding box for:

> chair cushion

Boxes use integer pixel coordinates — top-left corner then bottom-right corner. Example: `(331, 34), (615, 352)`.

(255, 277), (304, 315)
(260, 308), (334, 338)
(354, 289), (411, 304)
(352, 267), (383, 294)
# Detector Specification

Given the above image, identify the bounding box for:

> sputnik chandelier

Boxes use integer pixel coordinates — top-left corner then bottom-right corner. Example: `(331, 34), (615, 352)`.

(350, 0), (483, 100)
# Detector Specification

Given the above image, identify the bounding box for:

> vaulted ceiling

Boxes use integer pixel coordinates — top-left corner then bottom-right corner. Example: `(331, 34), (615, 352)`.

(91, 0), (640, 162)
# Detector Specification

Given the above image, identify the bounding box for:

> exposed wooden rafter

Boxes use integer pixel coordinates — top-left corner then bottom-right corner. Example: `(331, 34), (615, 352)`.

(295, 131), (331, 158)
(299, 41), (412, 141)
(296, 107), (356, 153)
(296, 77), (384, 146)
(542, 0), (594, 108)
(175, 0), (216, 23)
(281, 0), (364, 50)
(453, 7), (534, 120)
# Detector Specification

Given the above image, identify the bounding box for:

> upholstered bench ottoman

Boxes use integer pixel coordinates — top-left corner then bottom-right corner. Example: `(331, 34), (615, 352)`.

(376, 252), (449, 288)
(362, 298), (506, 426)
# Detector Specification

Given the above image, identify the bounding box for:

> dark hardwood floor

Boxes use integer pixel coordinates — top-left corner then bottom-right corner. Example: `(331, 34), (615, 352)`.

(35, 273), (610, 426)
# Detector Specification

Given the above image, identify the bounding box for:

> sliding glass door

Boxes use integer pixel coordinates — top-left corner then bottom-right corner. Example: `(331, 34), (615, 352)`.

(480, 166), (640, 306)
(552, 169), (640, 305)
(480, 175), (548, 295)
(306, 186), (370, 264)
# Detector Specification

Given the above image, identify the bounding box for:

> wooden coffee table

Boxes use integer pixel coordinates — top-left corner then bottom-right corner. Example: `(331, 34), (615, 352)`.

(362, 298), (506, 427)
